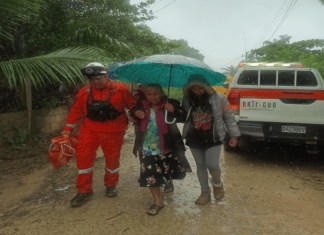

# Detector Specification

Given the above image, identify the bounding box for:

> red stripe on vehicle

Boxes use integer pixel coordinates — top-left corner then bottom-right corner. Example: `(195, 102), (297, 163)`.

(230, 89), (324, 100)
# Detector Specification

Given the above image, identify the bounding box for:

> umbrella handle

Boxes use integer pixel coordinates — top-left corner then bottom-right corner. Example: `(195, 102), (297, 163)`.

(164, 111), (176, 124)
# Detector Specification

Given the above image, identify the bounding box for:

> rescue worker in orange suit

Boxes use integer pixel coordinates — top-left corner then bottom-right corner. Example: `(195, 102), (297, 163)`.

(61, 62), (136, 207)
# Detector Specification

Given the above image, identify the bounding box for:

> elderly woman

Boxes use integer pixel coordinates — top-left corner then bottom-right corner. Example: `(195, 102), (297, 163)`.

(130, 83), (186, 215)
(182, 74), (240, 205)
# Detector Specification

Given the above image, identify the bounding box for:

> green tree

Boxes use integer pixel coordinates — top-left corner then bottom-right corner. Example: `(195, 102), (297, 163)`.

(248, 37), (324, 77)
(59, 0), (179, 60)
(0, 0), (43, 42)
(221, 65), (239, 77)
(0, 0), (174, 91)
(263, 34), (291, 46)
(169, 39), (205, 61)
(0, 0), (184, 135)
(0, 0), (120, 134)
(0, 0), (201, 112)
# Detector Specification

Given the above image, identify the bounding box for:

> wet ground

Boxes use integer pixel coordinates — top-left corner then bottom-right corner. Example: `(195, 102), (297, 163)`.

(0, 129), (324, 235)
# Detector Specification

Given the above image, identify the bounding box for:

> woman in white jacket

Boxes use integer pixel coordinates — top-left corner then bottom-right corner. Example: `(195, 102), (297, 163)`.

(182, 74), (240, 205)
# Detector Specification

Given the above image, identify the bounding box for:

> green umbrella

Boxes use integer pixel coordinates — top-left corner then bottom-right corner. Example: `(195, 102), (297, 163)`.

(110, 54), (226, 124)
(109, 54), (226, 89)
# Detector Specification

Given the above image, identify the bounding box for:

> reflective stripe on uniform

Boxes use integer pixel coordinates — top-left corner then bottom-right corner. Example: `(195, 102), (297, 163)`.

(66, 123), (76, 128)
(78, 167), (94, 174)
(105, 167), (119, 174)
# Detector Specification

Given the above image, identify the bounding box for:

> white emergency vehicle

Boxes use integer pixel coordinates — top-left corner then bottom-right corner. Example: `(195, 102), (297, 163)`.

(226, 62), (324, 149)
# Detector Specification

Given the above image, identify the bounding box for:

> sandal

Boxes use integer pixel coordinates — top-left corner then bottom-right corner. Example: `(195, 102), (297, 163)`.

(146, 203), (164, 216)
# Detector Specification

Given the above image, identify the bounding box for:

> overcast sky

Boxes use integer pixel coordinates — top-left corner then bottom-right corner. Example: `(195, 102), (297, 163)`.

(130, 0), (324, 71)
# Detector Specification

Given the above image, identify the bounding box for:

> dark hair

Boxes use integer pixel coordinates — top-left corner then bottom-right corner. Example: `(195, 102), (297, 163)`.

(144, 83), (164, 93)
(188, 74), (209, 85)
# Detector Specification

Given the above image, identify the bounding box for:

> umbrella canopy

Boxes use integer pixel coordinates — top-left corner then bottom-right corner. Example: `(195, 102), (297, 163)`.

(108, 54), (226, 88)
(107, 62), (125, 80)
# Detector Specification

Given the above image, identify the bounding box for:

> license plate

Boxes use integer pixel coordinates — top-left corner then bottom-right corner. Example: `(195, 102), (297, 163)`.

(281, 125), (306, 134)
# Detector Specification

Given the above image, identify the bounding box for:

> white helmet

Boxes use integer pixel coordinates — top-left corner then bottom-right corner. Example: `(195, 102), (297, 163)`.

(81, 62), (107, 76)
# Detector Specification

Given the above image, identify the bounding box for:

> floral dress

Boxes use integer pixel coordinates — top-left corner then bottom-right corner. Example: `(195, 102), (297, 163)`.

(139, 109), (184, 187)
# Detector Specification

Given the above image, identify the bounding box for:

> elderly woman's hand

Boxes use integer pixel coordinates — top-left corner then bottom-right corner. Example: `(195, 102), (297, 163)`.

(164, 102), (175, 113)
(134, 110), (145, 119)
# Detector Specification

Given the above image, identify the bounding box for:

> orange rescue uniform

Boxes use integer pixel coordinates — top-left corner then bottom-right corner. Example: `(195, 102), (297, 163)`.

(63, 81), (136, 193)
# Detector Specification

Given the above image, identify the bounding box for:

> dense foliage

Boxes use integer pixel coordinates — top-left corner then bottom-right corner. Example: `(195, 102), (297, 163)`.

(1, 2), (323, 113)
(248, 36), (324, 77)
(0, 0), (203, 112)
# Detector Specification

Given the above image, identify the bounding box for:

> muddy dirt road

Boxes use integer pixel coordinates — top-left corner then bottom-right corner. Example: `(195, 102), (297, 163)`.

(1, 130), (324, 235)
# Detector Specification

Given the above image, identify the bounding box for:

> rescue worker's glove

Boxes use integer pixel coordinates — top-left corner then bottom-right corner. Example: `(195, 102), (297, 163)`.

(61, 130), (71, 137)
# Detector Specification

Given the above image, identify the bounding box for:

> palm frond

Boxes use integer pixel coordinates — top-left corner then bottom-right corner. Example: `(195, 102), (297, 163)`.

(0, 0), (43, 19)
(71, 27), (130, 50)
(0, 0), (44, 41)
(0, 46), (113, 88)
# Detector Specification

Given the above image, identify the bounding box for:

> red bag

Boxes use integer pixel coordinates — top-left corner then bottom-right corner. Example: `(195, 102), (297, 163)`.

(48, 135), (78, 169)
